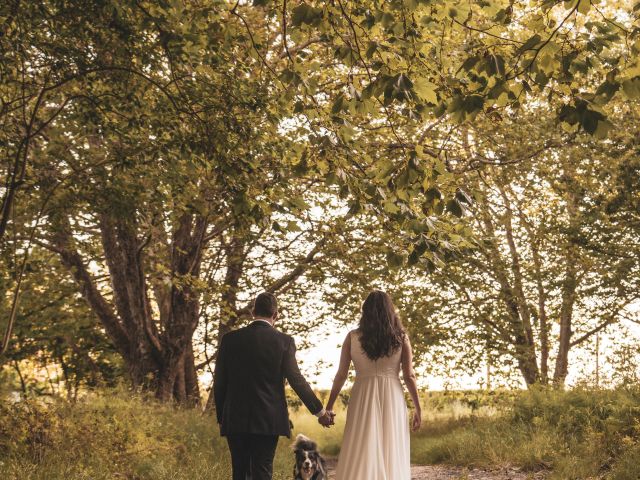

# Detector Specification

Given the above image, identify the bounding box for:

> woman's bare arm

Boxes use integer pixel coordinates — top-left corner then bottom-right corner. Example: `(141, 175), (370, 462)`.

(401, 335), (422, 430)
(325, 332), (352, 412)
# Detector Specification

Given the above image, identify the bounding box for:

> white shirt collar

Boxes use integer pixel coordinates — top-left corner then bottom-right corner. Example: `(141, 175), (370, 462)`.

(252, 318), (273, 327)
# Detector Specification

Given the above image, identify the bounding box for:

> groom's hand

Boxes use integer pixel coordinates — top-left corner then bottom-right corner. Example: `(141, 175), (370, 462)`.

(318, 411), (334, 428)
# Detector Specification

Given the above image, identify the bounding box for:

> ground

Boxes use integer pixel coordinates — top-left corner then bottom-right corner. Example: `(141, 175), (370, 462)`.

(325, 458), (547, 480)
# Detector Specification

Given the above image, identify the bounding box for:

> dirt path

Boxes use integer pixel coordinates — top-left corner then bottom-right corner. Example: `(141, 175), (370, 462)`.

(325, 458), (546, 479)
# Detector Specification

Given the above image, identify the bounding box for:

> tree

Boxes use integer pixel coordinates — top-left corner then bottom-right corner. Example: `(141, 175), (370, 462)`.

(1, 0), (637, 404)
(392, 103), (639, 387)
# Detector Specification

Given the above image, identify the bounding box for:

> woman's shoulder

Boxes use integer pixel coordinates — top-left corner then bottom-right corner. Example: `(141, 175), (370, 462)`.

(348, 328), (361, 339)
(345, 328), (360, 344)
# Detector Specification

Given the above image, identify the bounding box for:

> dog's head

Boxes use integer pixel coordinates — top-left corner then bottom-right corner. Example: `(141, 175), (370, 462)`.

(293, 434), (326, 480)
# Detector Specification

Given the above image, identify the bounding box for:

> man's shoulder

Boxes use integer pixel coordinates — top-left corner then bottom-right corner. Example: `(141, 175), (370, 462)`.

(278, 332), (295, 345)
(220, 327), (244, 344)
(260, 326), (292, 345)
(221, 324), (291, 342)
(270, 327), (293, 342)
(253, 325), (293, 348)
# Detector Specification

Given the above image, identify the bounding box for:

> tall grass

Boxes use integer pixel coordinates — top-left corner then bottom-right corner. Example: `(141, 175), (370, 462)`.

(0, 390), (348, 480)
(0, 391), (306, 480)
(410, 388), (640, 480)
(2, 388), (640, 479)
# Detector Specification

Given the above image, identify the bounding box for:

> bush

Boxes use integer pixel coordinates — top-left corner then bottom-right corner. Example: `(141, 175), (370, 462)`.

(411, 387), (640, 479)
(2, 387), (640, 479)
(0, 391), (297, 480)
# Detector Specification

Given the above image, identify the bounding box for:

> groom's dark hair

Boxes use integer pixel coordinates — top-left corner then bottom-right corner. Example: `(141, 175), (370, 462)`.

(253, 292), (278, 318)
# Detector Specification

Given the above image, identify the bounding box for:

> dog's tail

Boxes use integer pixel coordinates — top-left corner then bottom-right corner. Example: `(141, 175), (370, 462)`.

(293, 433), (318, 451)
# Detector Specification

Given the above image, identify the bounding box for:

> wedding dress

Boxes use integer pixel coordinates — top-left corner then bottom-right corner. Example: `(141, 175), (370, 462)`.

(334, 330), (411, 480)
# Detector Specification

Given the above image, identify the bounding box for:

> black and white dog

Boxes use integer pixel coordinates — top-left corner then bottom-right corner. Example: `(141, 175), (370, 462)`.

(292, 434), (327, 480)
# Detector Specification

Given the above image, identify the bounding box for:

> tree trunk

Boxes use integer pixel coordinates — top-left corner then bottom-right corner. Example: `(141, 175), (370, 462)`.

(553, 245), (578, 387)
(154, 213), (206, 403)
(552, 169), (581, 388)
(478, 198), (540, 386)
(504, 180), (551, 385)
(173, 355), (187, 404)
(184, 340), (200, 406)
(13, 360), (27, 395)
(157, 355), (183, 403)
(51, 210), (206, 406)
(99, 213), (162, 389)
(532, 241), (550, 385)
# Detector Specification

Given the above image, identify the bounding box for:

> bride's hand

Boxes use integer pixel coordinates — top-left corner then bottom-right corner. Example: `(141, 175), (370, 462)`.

(411, 410), (422, 431)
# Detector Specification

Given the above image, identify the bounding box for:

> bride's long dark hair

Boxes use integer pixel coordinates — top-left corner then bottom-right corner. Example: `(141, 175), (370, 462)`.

(358, 290), (405, 360)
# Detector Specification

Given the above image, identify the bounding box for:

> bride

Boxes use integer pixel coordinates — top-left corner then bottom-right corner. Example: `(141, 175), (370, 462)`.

(325, 290), (421, 480)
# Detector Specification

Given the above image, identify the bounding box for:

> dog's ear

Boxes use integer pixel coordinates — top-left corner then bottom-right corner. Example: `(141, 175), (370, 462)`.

(316, 456), (326, 478)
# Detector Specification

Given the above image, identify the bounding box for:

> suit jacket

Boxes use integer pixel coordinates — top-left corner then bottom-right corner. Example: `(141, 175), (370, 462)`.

(213, 321), (323, 437)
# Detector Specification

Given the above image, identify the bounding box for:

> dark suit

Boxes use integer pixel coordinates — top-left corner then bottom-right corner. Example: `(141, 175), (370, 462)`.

(213, 320), (323, 480)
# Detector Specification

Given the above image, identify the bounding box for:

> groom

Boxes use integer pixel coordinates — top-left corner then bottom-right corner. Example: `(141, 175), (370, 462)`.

(213, 292), (334, 480)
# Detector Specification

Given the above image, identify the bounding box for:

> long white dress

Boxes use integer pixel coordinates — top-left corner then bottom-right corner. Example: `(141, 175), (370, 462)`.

(335, 330), (411, 480)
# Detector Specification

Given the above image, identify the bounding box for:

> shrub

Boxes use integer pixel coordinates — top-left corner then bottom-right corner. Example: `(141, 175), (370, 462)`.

(411, 387), (640, 479)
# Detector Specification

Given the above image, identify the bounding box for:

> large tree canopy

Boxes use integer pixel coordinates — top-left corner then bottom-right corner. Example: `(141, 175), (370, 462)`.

(1, 0), (638, 403)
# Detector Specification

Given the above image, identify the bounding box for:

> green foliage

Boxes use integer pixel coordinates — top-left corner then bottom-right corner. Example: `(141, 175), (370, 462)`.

(0, 391), (298, 479)
(0, 250), (122, 395)
(4, 388), (640, 479)
(411, 388), (640, 479)
(1, 0), (639, 404)
(381, 102), (640, 386)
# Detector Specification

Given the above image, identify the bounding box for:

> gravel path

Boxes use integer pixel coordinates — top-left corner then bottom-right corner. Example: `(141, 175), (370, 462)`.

(325, 458), (547, 479)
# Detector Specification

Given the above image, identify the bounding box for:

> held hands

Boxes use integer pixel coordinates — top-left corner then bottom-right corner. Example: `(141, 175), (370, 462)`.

(318, 409), (336, 428)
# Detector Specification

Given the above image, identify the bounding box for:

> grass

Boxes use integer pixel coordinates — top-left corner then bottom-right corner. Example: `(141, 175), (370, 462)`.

(2, 388), (640, 479)
(0, 390), (345, 480)
(409, 388), (640, 480)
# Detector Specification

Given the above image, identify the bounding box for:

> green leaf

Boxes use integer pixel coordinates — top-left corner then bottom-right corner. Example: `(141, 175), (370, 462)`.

(446, 199), (464, 217)
(581, 108), (605, 135)
(425, 186), (443, 201)
(285, 220), (302, 232)
(577, 0), (591, 14)
(291, 4), (323, 27)
(288, 196), (310, 210)
(413, 78), (438, 104)
(595, 80), (620, 104)
(463, 95), (485, 113)
(409, 219), (428, 234)
(339, 122), (356, 142)
(622, 77), (640, 99)
(291, 4), (310, 27)
(386, 251), (405, 268)
(331, 94), (346, 114)
(593, 119), (614, 139)
(383, 201), (400, 214)
(380, 12), (395, 28)
(365, 42), (377, 59)
(518, 34), (542, 54)
(460, 55), (480, 72)
(408, 240), (428, 265)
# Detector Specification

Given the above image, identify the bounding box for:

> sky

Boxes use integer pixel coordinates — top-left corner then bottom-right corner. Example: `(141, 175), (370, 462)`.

(292, 304), (640, 391)
(199, 319), (640, 393)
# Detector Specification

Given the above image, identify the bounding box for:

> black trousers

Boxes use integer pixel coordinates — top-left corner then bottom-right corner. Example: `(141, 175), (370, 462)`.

(226, 434), (279, 480)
